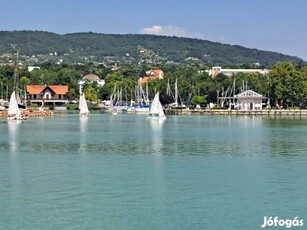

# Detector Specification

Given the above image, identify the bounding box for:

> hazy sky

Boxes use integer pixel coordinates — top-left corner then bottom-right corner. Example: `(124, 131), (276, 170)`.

(1, 0), (307, 61)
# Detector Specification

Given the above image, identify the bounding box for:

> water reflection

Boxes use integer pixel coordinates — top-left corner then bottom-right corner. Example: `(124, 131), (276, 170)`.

(149, 119), (165, 155)
(8, 121), (21, 154)
(79, 117), (88, 153)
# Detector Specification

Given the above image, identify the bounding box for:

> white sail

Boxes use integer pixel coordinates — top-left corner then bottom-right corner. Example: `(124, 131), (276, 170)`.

(149, 92), (166, 119)
(158, 101), (165, 117)
(7, 91), (21, 120)
(79, 93), (89, 117)
(16, 93), (22, 105)
(110, 94), (117, 115)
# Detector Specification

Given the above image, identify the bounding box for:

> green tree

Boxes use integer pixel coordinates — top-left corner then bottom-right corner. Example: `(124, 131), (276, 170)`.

(269, 62), (306, 107)
(191, 95), (207, 106)
(233, 72), (269, 96)
(84, 86), (97, 102)
(19, 76), (31, 97)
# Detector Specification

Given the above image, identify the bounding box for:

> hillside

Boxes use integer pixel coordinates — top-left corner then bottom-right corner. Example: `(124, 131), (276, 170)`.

(0, 30), (304, 67)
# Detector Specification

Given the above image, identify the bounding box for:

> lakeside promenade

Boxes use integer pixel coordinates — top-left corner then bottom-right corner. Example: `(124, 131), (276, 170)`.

(1, 108), (307, 117)
(164, 108), (307, 116)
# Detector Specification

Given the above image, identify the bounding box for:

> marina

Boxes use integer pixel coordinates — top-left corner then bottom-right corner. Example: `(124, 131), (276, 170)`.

(1, 1), (306, 229)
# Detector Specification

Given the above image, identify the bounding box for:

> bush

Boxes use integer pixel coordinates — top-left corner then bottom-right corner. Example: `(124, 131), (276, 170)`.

(191, 95), (207, 106)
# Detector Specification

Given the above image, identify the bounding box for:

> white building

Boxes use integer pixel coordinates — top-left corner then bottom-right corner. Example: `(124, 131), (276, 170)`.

(28, 66), (40, 72)
(234, 90), (267, 110)
(78, 73), (105, 94)
(208, 66), (269, 77)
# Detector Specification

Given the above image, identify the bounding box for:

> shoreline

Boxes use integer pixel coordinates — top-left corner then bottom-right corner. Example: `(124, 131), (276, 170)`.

(2, 108), (307, 118)
(0, 110), (53, 118)
(164, 108), (307, 116)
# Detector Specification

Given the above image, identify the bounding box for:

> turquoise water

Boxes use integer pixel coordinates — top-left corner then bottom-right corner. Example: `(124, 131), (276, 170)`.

(0, 113), (306, 229)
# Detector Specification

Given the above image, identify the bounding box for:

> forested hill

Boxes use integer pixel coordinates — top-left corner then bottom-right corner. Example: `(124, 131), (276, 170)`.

(0, 30), (304, 67)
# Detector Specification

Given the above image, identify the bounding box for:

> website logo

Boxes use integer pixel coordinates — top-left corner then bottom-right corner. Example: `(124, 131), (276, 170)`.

(261, 216), (303, 228)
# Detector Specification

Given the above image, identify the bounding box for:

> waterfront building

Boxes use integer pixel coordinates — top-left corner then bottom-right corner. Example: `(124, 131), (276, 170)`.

(26, 85), (68, 107)
(234, 90), (267, 110)
(217, 89), (267, 110)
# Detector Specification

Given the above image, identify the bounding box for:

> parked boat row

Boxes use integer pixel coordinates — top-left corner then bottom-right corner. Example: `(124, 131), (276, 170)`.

(82, 91), (166, 120)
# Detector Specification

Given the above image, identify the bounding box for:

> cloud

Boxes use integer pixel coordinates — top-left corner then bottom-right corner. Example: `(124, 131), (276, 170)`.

(140, 25), (187, 37)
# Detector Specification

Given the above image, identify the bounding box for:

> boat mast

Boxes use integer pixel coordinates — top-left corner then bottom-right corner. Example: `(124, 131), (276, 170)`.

(166, 79), (171, 96)
(13, 51), (19, 94)
(146, 81), (149, 104)
(175, 78), (178, 106)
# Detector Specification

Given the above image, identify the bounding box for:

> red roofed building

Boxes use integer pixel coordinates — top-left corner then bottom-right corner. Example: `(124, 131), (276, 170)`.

(26, 85), (69, 106)
(139, 69), (164, 84)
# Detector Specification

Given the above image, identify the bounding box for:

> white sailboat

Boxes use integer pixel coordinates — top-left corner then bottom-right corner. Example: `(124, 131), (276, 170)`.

(148, 92), (166, 119)
(13, 51), (27, 109)
(110, 94), (117, 115)
(167, 78), (186, 108)
(7, 91), (26, 121)
(79, 93), (89, 118)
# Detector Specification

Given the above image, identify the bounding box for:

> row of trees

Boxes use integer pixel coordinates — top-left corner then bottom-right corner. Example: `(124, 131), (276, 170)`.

(0, 62), (306, 108)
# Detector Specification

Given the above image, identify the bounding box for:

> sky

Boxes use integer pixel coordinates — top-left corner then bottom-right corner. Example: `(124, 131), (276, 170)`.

(1, 0), (307, 61)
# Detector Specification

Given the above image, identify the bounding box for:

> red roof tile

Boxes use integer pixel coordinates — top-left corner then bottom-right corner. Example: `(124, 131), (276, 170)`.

(27, 85), (68, 95)
(49, 86), (68, 94)
(140, 69), (164, 84)
(26, 85), (46, 94)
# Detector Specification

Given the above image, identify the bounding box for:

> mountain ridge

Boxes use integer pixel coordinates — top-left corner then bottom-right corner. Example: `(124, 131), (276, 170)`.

(0, 30), (303, 67)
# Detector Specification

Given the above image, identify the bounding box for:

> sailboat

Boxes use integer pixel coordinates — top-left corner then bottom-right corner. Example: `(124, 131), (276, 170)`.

(79, 93), (89, 118)
(7, 91), (26, 121)
(135, 79), (150, 114)
(167, 78), (186, 108)
(13, 51), (27, 109)
(110, 94), (117, 115)
(148, 92), (166, 119)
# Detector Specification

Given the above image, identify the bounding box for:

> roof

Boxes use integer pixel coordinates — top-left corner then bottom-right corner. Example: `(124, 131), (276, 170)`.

(50, 85), (69, 94)
(82, 74), (100, 80)
(140, 69), (164, 84)
(27, 85), (68, 95)
(146, 69), (164, 78)
(234, 90), (266, 99)
(140, 77), (150, 84)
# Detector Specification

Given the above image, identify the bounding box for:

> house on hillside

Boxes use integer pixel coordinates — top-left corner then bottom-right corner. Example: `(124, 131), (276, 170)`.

(26, 85), (69, 107)
(139, 69), (164, 84)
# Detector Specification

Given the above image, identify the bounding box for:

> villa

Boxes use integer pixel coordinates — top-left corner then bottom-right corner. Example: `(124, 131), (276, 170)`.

(26, 85), (69, 107)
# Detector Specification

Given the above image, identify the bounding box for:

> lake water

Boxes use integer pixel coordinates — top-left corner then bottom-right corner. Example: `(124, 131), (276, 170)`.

(0, 113), (306, 230)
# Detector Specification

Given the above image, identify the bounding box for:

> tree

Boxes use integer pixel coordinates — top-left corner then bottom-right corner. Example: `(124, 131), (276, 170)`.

(191, 95), (207, 106)
(268, 62), (306, 107)
(233, 72), (269, 96)
(84, 86), (97, 102)
(19, 76), (31, 97)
